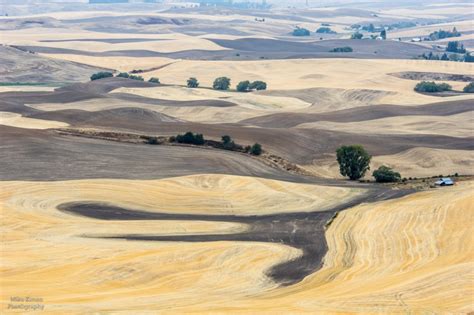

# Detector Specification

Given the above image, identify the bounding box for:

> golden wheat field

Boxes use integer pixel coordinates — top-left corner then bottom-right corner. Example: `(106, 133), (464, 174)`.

(1, 1), (474, 313)
(1, 179), (472, 313)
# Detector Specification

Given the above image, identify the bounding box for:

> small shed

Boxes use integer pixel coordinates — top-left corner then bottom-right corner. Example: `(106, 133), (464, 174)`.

(435, 178), (454, 186)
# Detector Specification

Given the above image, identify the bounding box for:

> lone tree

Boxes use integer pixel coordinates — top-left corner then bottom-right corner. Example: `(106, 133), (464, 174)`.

(236, 80), (250, 92)
(90, 71), (113, 81)
(336, 145), (371, 180)
(148, 77), (160, 84)
(249, 143), (262, 155)
(187, 77), (199, 88)
(373, 165), (401, 183)
(351, 32), (363, 39)
(213, 77), (231, 90)
(380, 29), (387, 40)
(249, 80), (267, 90)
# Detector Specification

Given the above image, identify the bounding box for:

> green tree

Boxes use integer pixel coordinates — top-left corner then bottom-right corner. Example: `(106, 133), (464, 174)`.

(221, 135), (235, 149)
(316, 27), (336, 34)
(372, 165), (401, 183)
(292, 27), (310, 36)
(249, 143), (262, 155)
(129, 75), (144, 81)
(380, 29), (387, 40)
(351, 32), (363, 39)
(464, 53), (474, 63)
(463, 82), (474, 93)
(330, 46), (353, 52)
(90, 72), (114, 81)
(414, 81), (452, 93)
(446, 41), (466, 53)
(187, 77), (199, 88)
(236, 80), (250, 92)
(213, 77), (231, 90)
(176, 132), (205, 145)
(117, 72), (130, 78)
(148, 77), (160, 84)
(249, 81), (267, 90)
(336, 145), (371, 180)
(440, 53), (449, 61)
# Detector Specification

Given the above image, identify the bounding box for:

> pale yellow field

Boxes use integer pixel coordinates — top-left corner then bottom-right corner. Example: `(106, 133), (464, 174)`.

(297, 111), (474, 138)
(0, 28), (227, 53)
(143, 58), (474, 108)
(112, 86), (312, 110)
(1, 177), (471, 313)
(0, 86), (56, 93)
(388, 20), (474, 39)
(0, 111), (69, 129)
(306, 148), (474, 179)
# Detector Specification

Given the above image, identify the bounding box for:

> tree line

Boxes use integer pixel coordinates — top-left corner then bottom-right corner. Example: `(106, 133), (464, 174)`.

(90, 72), (267, 91)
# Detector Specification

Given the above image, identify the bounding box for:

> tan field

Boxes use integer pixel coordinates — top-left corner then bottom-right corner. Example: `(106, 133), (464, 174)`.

(297, 111), (474, 138)
(0, 111), (69, 129)
(143, 59), (474, 107)
(1, 178), (471, 313)
(1, 2), (473, 313)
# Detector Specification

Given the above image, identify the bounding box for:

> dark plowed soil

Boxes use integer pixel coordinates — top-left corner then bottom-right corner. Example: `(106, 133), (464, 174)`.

(0, 125), (300, 182)
(0, 45), (107, 83)
(17, 38), (439, 60)
(58, 188), (412, 286)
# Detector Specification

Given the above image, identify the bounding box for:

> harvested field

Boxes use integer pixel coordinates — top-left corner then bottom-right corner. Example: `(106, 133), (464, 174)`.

(1, 3), (473, 313)
(0, 111), (69, 129)
(0, 45), (107, 83)
(1, 179), (471, 313)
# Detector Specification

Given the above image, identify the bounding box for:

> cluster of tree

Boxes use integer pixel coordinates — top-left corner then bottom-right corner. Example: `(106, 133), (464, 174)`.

(117, 72), (145, 81)
(428, 27), (461, 41)
(414, 81), (452, 93)
(169, 133), (262, 156)
(465, 53), (474, 63)
(463, 82), (474, 93)
(419, 51), (473, 62)
(382, 21), (416, 30)
(212, 77), (267, 91)
(236, 80), (267, 92)
(292, 27), (310, 36)
(330, 46), (353, 53)
(316, 27), (336, 34)
(335, 145), (402, 182)
(173, 132), (205, 145)
(90, 72), (113, 81)
(221, 135), (262, 155)
(446, 41), (466, 53)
